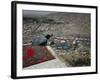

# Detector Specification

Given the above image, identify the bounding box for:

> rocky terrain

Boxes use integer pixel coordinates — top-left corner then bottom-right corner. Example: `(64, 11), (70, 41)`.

(23, 12), (90, 43)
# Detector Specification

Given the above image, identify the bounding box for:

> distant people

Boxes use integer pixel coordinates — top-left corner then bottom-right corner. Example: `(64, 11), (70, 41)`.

(72, 39), (78, 50)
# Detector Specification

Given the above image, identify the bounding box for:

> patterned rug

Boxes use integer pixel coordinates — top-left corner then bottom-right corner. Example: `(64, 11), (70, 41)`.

(23, 46), (55, 68)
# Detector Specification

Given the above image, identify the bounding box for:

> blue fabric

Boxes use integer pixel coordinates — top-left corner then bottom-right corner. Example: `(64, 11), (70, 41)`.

(56, 42), (70, 50)
(32, 36), (47, 46)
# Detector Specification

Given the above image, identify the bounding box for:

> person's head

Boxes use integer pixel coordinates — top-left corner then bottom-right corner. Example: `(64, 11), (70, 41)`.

(45, 34), (53, 39)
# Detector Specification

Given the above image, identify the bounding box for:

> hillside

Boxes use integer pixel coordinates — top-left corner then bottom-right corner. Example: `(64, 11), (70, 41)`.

(23, 12), (90, 43)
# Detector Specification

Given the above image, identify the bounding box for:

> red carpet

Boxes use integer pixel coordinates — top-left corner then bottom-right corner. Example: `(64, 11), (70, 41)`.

(23, 46), (55, 68)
